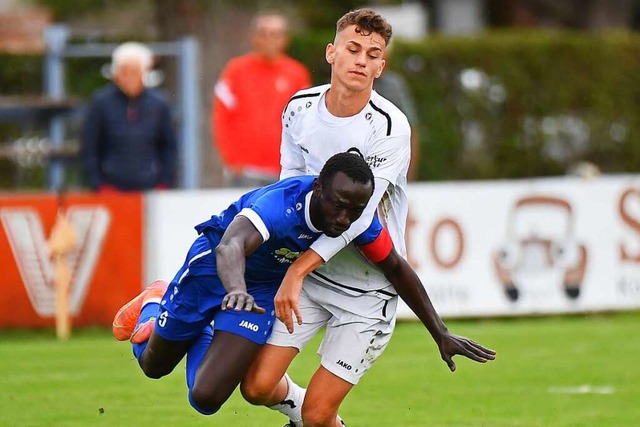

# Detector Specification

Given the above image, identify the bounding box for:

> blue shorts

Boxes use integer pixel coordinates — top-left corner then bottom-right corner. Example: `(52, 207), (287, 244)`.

(155, 235), (277, 345)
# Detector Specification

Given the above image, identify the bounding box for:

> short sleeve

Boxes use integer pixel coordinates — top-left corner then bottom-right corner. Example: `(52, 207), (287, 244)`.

(354, 214), (383, 246)
(367, 134), (411, 185)
(239, 190), (287, 241)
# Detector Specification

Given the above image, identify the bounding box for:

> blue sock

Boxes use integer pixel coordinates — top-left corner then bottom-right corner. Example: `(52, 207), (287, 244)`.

(131, 302), (160, 361)
(186, 325), (216, 415)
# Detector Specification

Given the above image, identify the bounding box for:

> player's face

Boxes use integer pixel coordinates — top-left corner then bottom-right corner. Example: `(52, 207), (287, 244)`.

(326, 24), (386, 93)
(313, 172), (373, 238)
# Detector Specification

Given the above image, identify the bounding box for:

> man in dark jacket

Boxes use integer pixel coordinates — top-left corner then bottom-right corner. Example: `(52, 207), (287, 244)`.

(82, 42), (177, 192)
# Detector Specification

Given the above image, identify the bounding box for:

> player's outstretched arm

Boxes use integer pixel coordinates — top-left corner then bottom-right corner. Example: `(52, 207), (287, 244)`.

(375, 249), (497, 372)
(274, 249), (324, 333)
(216, 216), (267, 314)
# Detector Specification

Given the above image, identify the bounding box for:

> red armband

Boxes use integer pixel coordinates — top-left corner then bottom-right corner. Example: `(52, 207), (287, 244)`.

(359, 227), (393, 263)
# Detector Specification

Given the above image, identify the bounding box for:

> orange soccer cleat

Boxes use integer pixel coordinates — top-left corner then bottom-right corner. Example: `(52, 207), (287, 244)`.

(130, 317), (157, 344)
(112, 280), (168, 341)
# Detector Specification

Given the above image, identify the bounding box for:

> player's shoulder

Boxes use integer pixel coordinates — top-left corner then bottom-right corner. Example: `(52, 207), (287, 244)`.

(256, 176), (314, 199)
(368, 90), (411, 136)
(277, 175), (315, 195)
(250, 177), (314, 222)
(283, 84), (328, 113)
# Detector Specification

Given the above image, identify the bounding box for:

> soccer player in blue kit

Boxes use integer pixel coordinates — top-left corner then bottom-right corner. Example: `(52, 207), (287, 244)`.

(112, 153), (393, 415)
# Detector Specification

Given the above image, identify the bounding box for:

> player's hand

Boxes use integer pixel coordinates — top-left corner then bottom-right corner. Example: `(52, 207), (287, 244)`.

(222, 290), (266, 314)
(274, 274), (304, 333)
(436, 332), (496, 372)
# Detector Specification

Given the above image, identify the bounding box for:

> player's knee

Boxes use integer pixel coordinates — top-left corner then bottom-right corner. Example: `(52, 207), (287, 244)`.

(302, 405), (336, 427)
(240, 377), (273, 405)
(302, 401), (337, 427)
(189, 385), (223, 415)
(139, 360), (173, 379)
(188, 388), (221, 415)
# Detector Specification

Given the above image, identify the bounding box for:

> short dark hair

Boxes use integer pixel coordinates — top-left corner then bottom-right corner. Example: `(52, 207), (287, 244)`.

(336, 9), (392, 46)
(318, 152), (375, 192)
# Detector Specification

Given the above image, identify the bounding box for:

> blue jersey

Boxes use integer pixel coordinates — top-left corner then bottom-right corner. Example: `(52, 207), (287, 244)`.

(191, 175), (382, 289)
(155, 176), (385, 345)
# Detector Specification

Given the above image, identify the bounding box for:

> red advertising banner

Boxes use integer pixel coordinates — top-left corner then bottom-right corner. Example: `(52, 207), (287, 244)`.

(0, 192), (144, 328)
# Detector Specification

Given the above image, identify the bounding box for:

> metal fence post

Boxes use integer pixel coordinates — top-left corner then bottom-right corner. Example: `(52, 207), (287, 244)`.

(44, 25), (69, 191)
(177, 37), (200, 189)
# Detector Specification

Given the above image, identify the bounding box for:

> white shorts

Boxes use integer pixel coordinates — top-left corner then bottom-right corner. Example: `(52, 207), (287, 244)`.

(267, 275), (398, 385)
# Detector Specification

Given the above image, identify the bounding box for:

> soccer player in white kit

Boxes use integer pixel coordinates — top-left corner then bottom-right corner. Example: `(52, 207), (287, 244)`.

(241, 9), (496, 427)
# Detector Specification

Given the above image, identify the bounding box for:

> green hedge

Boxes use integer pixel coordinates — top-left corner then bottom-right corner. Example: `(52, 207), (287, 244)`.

(3, 30), (640, 187)
(291, 30), (640, 180)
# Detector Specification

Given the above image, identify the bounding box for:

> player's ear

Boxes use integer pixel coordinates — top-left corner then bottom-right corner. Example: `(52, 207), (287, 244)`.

(375, 59), (386, 78)
(312, 178), (322, 195)
(326, 43), (336, 64)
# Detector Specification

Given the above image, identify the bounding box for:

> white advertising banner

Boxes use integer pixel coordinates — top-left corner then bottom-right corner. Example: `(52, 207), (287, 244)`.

(400, 175), (640, 318)
(145, 176), (640, 319)
(145, 189), (245, 287)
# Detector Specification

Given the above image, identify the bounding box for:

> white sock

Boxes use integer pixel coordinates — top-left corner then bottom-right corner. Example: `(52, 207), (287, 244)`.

(268, 373), (306, 426)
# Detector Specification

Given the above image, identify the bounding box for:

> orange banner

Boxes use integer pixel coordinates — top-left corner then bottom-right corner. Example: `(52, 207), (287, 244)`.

(0, 192), (144, 328)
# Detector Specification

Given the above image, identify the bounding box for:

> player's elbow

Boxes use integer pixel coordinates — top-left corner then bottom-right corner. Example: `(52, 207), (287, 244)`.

(214, 239), (240, 261)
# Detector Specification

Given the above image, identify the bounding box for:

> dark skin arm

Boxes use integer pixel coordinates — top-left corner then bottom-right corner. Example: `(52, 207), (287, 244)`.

(376, 247), (496, 371)
(275, 248), (496, 371)
(215, 216), (266, 313)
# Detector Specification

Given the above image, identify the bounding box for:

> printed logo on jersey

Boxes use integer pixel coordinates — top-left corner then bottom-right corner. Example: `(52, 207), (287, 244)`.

(273, 248), (302, 264)
(0, 206), (110, 316)
(298, 233), (313, 240)
(366, 154), (387, 168)
(336, 360), (352, 370)
(239, 320), (259, 332)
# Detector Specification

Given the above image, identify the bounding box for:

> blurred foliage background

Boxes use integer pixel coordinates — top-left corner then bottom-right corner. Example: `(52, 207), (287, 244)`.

(1, 0), (640, 188)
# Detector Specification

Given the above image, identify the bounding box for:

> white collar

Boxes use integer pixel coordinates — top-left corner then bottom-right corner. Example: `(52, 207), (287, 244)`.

(304, 191), (321, 233)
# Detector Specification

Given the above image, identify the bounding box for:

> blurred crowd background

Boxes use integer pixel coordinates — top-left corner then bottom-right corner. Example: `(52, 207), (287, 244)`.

(1, 0), (640, 191)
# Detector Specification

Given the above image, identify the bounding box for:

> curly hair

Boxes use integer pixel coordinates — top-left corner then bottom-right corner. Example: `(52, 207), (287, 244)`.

(336, 8), (392, 46)
(318, 152), (375, 193)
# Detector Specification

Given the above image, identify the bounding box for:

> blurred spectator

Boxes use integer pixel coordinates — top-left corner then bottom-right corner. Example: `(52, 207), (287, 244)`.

(82, 42), (177, 192)
(212, 12), (311, 186)
(374, 48), (421, 181)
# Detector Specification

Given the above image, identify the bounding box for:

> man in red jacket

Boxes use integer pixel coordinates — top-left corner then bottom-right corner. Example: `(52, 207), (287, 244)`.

(212, 13), (311, 186)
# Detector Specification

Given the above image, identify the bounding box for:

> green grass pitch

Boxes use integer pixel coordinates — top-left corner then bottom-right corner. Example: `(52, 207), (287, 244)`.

(1, 312), (639, 426)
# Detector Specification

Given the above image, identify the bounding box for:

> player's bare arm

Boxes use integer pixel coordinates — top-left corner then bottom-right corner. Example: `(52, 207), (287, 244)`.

(274, 249), (324, 333)
(375, 247), (497, 371)
(216, 216), (266, 313)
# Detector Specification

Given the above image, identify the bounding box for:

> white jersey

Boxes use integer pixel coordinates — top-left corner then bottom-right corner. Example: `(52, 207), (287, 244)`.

(280, 84), (411, 297)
